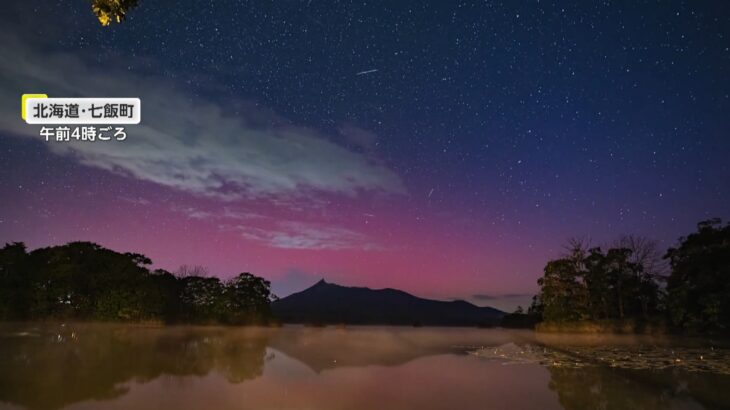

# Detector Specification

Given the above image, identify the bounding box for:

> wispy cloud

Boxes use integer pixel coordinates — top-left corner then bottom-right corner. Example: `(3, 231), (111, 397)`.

(171, 205), (214, 220)
(338, 123), (379, 151)
(170, 202), (372, 250)
(221, 207), (266, 221)
(119, 196), (151, 206)
(171, 204), (263, 221)
(230, 221), (381, 251)
(0, 33), (405, 204)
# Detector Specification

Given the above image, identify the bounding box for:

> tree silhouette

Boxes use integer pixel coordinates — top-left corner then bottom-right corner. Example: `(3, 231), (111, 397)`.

(536, 241), (660, 323)
(533, 220), (728, 334)
(665, 219), (730, 333)
(0, 241), (275, 325)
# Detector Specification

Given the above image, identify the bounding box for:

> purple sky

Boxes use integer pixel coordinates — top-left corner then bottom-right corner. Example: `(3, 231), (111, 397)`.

(1, 1), (729, 311)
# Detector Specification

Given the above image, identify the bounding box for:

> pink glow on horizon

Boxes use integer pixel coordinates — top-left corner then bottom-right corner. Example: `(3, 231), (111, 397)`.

(0, 159), (546, 310)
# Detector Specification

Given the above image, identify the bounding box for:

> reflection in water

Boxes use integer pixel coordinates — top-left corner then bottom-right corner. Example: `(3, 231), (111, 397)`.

(0, 324), (269, 409)
(0, 324), (728, 409)
(268, 325), (530, 372)
(473, 338), (730, 410)
(547, 366), (730, 410)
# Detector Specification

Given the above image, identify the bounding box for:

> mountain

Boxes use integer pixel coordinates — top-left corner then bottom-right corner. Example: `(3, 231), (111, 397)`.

(271, 280), (505, 326)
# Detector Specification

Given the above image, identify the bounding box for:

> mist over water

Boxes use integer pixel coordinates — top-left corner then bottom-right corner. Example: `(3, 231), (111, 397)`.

(0, 323), (728, 410)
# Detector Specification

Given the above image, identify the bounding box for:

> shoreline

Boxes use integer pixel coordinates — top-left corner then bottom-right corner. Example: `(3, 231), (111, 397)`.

(535, 319), (675, 335)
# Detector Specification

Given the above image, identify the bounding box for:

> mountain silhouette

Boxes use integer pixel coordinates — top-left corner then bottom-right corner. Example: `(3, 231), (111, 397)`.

(272, 280), (505, 326)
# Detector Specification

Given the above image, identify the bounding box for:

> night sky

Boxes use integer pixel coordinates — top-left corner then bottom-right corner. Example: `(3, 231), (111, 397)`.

(1, 1), (729, 311)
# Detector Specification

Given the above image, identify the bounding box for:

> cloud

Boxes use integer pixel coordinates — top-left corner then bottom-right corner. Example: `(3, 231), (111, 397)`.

(170, 203), (371, 250)
(0, 33), (405, 203)
(230, 221), (381, 251)
(171, 205), (214, 220)
(339, 123), (379, 151)
(119, 196), (151, 206)
(171, 204), (263, 221)
(471, 293), (534, 301)
(465, 293), (536, 312)
(221, 207), (266, 221)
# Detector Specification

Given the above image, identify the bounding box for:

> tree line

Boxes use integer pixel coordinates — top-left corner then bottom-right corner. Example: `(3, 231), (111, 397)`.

(2, 219), (728, 332)
(517, 219), (730, 334)
(0, 241), (276, 324)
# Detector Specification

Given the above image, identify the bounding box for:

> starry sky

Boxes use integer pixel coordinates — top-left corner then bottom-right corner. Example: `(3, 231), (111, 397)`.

(0, 1), (729, 311)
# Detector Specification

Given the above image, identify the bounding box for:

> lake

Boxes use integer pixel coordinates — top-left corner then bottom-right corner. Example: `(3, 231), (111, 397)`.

(0, 323), (729, 409)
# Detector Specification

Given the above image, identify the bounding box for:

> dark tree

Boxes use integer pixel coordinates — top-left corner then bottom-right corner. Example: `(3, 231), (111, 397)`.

(0, 243), (32, 319)
(665, 219), (730, 333)
(0, 241), (275, 325)
(537, 258), (588, 322)
(225, 272), (277, 324)
(499, 305), (541, 329)
(535, 240), (660, 323)
(179, 276), (227, 323)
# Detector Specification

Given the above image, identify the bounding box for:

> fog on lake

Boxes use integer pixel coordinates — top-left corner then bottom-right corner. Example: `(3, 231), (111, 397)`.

(0, 323), (729, 410)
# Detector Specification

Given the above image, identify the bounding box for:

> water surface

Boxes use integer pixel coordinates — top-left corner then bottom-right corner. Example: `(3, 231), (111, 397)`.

(0, 323), (728, 409)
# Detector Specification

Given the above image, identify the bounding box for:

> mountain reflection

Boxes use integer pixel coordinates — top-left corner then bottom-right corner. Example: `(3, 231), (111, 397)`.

(0, 324), (528, 409)
(1, 324), (729, 410)
(0, 324), (269, 410)
(268, 326), (528, 372)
